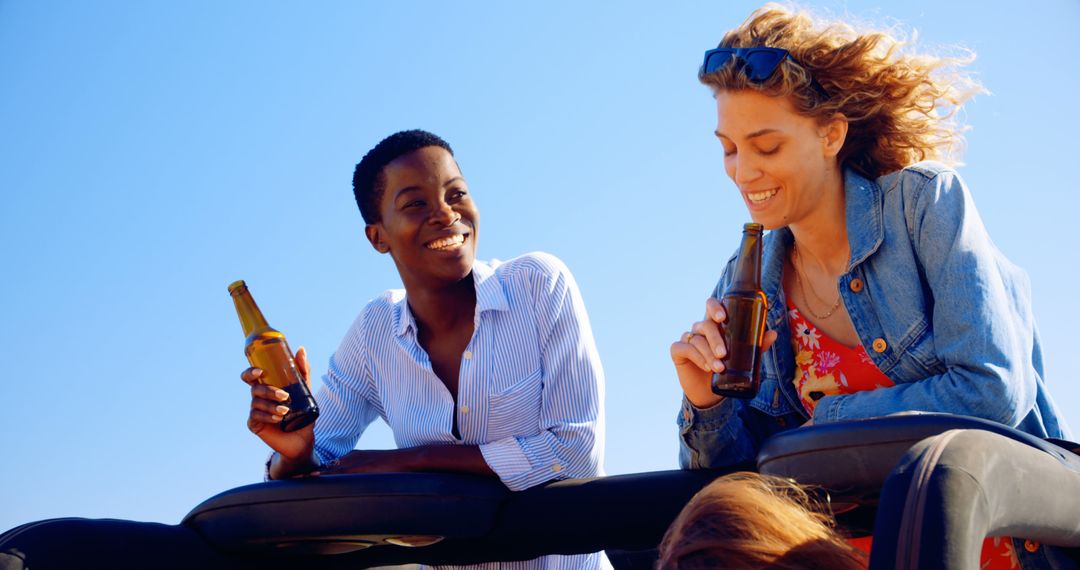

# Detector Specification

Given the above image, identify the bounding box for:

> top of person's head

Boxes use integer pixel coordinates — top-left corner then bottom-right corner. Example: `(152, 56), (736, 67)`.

(352, 129), (455, 225)
(700, 3), (985, 178)
(656, 472), (867, 570)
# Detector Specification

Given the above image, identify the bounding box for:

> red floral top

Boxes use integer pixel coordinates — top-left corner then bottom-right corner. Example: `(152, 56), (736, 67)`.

(788, 304), (894, 416)
(787, 300), (1022, 569)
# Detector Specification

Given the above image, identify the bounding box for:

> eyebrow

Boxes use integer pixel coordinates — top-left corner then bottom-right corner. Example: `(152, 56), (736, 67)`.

(393, 186), (422, 200)
(393, 177), (466, 200)
(714, 128), (781, 140)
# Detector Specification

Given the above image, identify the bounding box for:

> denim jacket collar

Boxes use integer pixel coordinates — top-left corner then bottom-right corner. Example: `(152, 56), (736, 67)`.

(843, 168), (885, 270)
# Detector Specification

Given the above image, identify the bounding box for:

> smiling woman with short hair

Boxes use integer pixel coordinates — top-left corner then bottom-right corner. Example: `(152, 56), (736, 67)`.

(241, 129), (608, 570)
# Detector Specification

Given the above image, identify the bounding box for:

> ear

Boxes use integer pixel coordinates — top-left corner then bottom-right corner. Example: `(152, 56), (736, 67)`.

(365, 224), (390, 254)
(820, 113), (849, 159)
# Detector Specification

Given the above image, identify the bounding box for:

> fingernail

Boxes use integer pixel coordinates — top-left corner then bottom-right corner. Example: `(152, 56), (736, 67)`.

(275, 390), (289, 401)
(271, 415), (283, 422)
(715, 347), (726, 359)
(275, 406), (290, 415)
(713, 360), (724, 371)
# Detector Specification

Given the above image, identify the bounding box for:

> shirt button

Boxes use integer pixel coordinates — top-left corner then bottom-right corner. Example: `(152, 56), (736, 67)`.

(460, 405), (469, 414)
(463, 350), (473, 360)
(1024, 540), (1040, 553)
(552, 463), (562, 473)
(849, 278), (864, 293)
(872, 338), (887, 353)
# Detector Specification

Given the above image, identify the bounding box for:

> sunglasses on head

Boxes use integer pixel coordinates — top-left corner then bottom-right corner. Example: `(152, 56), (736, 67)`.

(701, 47), (829, 99)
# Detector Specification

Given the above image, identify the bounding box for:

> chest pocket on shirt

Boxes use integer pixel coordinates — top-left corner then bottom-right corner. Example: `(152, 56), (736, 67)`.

(487, 368), (543, 440)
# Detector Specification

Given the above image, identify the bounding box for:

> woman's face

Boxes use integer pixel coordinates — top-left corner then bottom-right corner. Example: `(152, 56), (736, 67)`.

(714, 89), (842, 230)
(366, 145), (479, 289)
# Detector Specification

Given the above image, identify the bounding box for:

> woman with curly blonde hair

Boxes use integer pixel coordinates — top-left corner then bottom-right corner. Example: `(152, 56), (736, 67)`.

(670, 4), (1072, 568)
(656, 472), (866, 570)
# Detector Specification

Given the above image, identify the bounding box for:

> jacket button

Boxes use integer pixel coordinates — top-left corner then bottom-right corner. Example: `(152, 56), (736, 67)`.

(1024, 540), (1040, 553)
(872, 338), (887, 353)
(849, 278), (864, 293)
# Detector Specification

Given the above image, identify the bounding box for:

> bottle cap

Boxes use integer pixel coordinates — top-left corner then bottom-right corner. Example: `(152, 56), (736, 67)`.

(227, 280), (248, 295)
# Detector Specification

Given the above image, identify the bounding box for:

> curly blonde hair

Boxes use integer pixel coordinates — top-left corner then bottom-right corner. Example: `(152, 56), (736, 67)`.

(656, 472), (867, 570)
(699, 3), (985, 178)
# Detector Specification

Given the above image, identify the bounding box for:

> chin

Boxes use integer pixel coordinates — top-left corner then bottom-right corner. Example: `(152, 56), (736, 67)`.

(445, 257), (476, 284)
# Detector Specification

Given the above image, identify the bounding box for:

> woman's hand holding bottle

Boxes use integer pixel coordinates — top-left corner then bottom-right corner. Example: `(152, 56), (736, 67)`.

(241, 346), (318, 477)
(671, 298), (777, 409)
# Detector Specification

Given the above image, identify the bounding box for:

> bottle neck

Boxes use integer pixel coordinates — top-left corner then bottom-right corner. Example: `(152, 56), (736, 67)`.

(729, 227), (763, 291)
(231, 286), (270, 336)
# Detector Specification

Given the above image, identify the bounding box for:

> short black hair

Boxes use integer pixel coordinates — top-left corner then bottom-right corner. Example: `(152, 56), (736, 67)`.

(352, 129), (454, 224)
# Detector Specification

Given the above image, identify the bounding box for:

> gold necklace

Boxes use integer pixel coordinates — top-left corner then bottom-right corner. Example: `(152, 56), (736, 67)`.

(792, 245), (842, 320)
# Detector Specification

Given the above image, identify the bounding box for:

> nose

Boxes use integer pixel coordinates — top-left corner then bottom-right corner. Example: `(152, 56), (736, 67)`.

(731, 152), (763, 186)
(429, 199), (460, 226)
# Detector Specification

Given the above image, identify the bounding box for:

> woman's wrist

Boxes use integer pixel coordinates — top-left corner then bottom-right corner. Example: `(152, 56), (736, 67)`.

(268, 451), (318, 480)
(686, 390), (724, 410)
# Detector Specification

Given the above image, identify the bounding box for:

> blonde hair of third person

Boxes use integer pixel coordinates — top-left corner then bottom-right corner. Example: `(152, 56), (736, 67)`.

(656, 472), (866, 570)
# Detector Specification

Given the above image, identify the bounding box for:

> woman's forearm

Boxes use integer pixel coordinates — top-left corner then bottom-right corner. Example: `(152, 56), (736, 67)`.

(409, 444), (496, 476)
(316, 444), (497, 478)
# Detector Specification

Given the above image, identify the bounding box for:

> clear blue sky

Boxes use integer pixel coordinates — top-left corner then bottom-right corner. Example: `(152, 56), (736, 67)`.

(2, 1), (1077, 532)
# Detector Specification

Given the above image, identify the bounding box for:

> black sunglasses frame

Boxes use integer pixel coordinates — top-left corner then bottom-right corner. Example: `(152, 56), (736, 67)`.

(701, 47), (829, 100)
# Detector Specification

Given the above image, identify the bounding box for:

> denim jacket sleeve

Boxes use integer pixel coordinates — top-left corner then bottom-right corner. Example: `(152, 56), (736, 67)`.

(677, 396), (759, 468)
(814, 166), (1041, 428)
(676, 251), (764, 469)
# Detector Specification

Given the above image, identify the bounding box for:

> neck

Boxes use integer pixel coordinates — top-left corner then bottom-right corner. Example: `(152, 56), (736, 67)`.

(405, 273), (477, 334)
(789, 166), (849, 274)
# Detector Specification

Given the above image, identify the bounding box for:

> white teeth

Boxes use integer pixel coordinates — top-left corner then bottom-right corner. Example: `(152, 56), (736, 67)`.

(426, 234), (465, 250)
(747, 188), (779, 203)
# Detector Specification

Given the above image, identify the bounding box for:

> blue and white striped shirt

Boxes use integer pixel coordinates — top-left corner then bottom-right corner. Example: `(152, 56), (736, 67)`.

(313, 252), (608, 570)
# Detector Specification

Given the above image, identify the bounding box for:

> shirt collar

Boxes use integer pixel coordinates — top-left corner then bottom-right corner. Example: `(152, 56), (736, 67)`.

(393, 259), (510, 338)
(472, 258), (511, 314)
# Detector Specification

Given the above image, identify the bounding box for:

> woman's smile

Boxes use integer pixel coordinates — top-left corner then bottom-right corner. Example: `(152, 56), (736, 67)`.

(744, 187), (780, 207)
(425, 232), (468, 251)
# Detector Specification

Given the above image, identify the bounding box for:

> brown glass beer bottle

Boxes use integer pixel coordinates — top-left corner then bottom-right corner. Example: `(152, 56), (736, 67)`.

(229, 280), (319, 432)
(712, 223), (768, 398)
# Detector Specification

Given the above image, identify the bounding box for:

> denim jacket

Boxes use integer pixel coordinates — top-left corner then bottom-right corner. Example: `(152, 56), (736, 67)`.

(678, 162), (1072, 470)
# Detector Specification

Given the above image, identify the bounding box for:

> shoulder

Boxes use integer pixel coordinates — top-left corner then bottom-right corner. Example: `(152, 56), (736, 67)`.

(876, 161), (974, 226)
(877, 161), (968, 201)
(344, 289), (405, 339)
(490, 251), (576, 288)
(330, 290), (405, 375)
(361, 288), (405, 319)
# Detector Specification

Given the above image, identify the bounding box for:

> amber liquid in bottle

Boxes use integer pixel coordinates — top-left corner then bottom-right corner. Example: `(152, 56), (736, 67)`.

(712, 223), (768, 398)
(229, 280), (319, 432)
